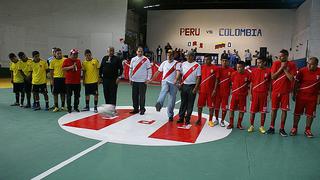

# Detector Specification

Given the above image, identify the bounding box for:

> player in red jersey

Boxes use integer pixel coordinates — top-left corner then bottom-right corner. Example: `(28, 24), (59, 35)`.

(290, 57), (320, 138)
(248, 57), (271, 133)
(214, 58), (234, 127)
(196, 55), (219, 127)
(227, 61), (251, 129)
(266, 49), (297, 137)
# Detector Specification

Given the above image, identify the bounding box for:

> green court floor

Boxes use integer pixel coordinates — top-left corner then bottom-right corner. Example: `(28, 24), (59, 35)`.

(0, 82), (319, 180)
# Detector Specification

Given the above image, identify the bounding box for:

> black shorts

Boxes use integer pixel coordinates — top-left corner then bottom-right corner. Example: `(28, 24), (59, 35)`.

(24, 81), (32, 93)
(85, 83), (98, 95)
(32, 84), (48, 93)
(13, 83), (24, 93)
(53, 78), (66, 94)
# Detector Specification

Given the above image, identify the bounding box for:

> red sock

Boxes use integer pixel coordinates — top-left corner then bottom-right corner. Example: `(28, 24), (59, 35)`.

(229, 116), (234, 126)
(238, 116), (243, 126)
(261, 115), (265, 126)
(250, 116), (254, 125)
(222, 111), (227, 121)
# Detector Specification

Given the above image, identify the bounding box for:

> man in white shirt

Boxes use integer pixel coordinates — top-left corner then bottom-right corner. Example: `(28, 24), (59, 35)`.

(129, 47), (152, 115)
(152, 49), (181, 121)
(176, 51), (201, 126)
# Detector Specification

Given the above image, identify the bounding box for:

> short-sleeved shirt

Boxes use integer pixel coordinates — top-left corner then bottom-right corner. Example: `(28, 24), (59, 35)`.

(296, 67), (320, 100)
(231, 71), (251, 96)
(129, 56), (152, 82)
(82, 58), (100, 84)
(217, 66), (235, 96)
(19, 58), (33, 78)
(49, 58), (66, 78)
(10, 61), (24, 83)
(62, 58), (82, 84)
(180, 61), (201, 85)
(30, 60), (48, 85)
(271, 60), (297, 94)
(251, 67), (271, 93)
(158, 60), (181, 84)
(199, 64), (219, 93)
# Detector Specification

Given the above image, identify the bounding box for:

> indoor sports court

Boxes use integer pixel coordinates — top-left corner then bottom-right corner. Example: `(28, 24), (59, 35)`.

(0, 0), (320, 180)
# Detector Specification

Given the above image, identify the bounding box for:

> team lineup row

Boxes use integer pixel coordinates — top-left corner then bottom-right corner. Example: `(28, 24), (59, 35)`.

(8, 47), (320, 138)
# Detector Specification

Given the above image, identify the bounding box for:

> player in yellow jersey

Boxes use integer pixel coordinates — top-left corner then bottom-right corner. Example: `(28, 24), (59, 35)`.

(82, 49), (100, 113)
(18, 52), (33, 108)
(30, 51), (49, 111)
(9, 53), (25, 106)
(49, 48), (66, 112)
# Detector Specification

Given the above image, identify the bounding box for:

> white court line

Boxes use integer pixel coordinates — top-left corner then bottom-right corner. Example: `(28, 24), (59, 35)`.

(32, 100), (182, 179)
(31, 140), (108, 180)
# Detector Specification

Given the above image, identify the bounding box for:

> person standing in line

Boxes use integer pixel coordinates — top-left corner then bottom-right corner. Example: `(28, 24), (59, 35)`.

(156, 45), (163, 63)
(99, 47), (123, 106)
(129, 47), (152, 115)
(62, 49), (82, 113)
(9, 53), (25, 106)
(244, 49), (252, 66)
(18, 52), (33, 108)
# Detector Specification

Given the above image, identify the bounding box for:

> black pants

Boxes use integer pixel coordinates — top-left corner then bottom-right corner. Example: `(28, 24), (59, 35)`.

(178, 84), (196, 123)
(66, 84), (81, 110)
(132, 82), (147, 112)
(103, 78), (118, 105)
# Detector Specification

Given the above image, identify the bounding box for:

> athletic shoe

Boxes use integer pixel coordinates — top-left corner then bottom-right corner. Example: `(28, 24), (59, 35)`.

(68, 109), (72, 113)
(248, 125), (254, 133)
(74, 108), (80, 112)
(220, 121), (226, 127)
(155, 102), (162, 112)
(213, 120), (219, 126)
(259, 126), (266, 134)
(168, 117), (173, 122)
(129, 110), (139, 114)
(290, 128), (297, 136)
(94, 107), (98, 113)
(34, 106), (41, 111)
(279, 129), (288, 137)
(177, 119), (184, 123)
(45, 106), (49, 111)
(227, 124), (233, 129)
(82, 107), (90, 111)
(266, 127), (275, 134)
(304, 130), (314, 138)
(140, 110), (145, 115)
(60, 106), (66, 111)
(20, 104), (24, 107)
(195, 119), (201, 125)
(208, 121), (214, 127)
(24, 104), (31, 108)
(237, 124), (244, 130)
(53, 107), (59, 112)
(10, 103), (19, 106)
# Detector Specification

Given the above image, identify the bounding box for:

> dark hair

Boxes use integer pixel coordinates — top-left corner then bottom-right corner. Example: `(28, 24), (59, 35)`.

(257, 56), (266, 62)
(9, 53), (16, 59)
(280, 49), (289, 56)
(32, 51), (40, 57)
(204, 54), (212, 60)
(309, 57), (319, 64)
(18, 52), (26, 58)
(237, 61), (245, 66)
(55, 48), (62, 52)
(84, 49), (91, 55)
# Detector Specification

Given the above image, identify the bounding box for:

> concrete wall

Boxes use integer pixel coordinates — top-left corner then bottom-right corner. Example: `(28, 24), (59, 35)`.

(0, 0), (127, 67)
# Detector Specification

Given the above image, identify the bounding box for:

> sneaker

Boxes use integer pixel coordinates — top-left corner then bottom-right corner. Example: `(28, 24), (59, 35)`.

(140, 110), (145, 115)
(168, 117), (173, 122)
(266, 127), (275, 134)
(20, 104), (24, 107)
(60, 106), (66, 111)
(248, 125), (254, 133)
(74, 108), (80, 112)
(45, 106), (49, 111)
(94, 107), (98, 113)
(24, 104), (31, 108)
(155, 102), (162, 112)
(220, 121), (226, 127)
(68, 109), (72, 113)
(227, 124), (233, 129)
(213, 120), (219, 126)
(195, 119), (201, 125)
(53, 107), (59, 112)
(10, 103), (19, 106)
(279, 129), (288, 137)
(259, 126), (266, 134)
(237, 124), (244, 130)
(177, 119), (184, 123)
(208, 121), (214, 127)
(290, 128), (297, 136)
(82, 107), (90, 111)
(304, 130), (314, 138)
(129, 110), (139, 114)
(34, 106), (41, 111)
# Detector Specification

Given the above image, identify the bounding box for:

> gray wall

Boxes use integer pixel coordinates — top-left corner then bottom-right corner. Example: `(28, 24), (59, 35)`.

(0, 0), (127, 67)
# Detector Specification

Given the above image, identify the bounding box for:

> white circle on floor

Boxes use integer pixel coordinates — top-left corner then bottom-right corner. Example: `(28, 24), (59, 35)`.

(58, 106), (232, 146)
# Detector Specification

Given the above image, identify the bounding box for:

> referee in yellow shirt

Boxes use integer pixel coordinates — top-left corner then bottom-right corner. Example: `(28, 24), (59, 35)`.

(30, 51), (49, 111)
(9, 53), (25, 106)
(18, 52), (33, 108)
(82, 49), (100, 113)
(49, 48), (66, 112)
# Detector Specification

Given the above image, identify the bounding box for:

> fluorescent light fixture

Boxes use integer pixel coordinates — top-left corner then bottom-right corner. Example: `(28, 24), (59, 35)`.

(144, 4), (160, 9)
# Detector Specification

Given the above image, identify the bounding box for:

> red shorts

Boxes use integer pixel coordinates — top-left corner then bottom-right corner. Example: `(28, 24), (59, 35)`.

(198, 92), (213, 108)
(294, 96), (317, 117)
(271, 92), (290, 111)
(214, 94), (229, 111)
(229, 94), (247, 112)
(250, 92), (268, 113)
